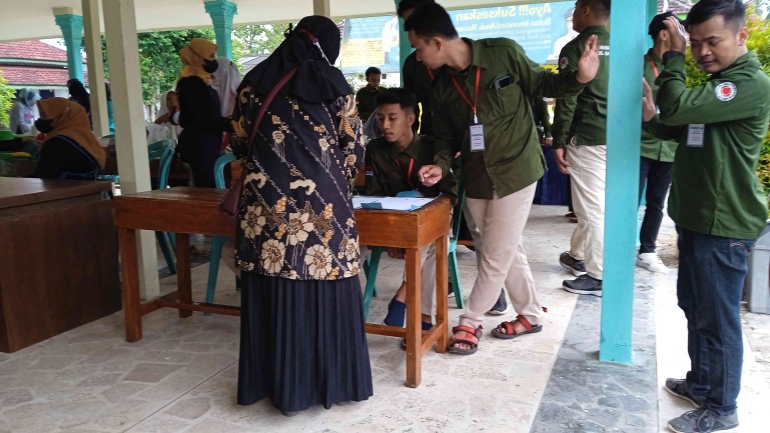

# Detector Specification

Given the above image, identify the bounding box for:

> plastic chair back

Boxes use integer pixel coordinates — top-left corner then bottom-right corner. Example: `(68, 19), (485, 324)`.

(157, 146), (175, 190)
(215, 153), (236, 189)
(148, 139), (173, 161)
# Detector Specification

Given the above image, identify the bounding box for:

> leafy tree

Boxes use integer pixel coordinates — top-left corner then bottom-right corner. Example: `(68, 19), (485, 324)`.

(0, 72), (14, 126)
(233, 23), (290, 55)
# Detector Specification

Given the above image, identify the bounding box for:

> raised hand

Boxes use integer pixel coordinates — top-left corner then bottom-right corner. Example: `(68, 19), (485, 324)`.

(664, 16), (687, 53)
(642, 79), (657, 122)
(576, 35), (600, 84)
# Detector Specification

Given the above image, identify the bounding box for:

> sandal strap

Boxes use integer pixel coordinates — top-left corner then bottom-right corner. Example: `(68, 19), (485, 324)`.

(452, 325), (482, 338)
(450, 334), (479, 347)
(516, 315), (534, 331)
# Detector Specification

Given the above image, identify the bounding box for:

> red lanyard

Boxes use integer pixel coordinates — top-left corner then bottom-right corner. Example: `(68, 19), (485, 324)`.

(450, 67), (482, 123)
(395, 158), (415, 189)
(427, 66), (435, 80)
(645, 55), (659, 77)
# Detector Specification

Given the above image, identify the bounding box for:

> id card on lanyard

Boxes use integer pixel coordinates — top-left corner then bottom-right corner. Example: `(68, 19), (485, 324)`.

(451, 68), (485, 152)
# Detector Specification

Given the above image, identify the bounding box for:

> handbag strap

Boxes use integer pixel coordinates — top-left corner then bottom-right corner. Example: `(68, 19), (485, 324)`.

(249, 67), (299, 146)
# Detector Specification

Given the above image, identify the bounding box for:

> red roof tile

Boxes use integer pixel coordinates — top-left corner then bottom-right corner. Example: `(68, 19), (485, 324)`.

(0, 40), (69, 62)
(0, 65), (80, 87)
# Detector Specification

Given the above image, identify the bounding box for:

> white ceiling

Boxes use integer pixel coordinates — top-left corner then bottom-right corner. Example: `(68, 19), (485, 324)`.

(0, 0), (558, 43)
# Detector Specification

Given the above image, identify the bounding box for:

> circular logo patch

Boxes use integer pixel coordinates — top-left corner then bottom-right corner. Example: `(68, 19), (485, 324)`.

(559, 57), (569, 70)
(715, 82), (737, 102)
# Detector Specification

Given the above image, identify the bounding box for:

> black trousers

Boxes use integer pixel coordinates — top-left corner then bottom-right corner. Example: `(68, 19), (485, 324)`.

(639, 156), (674, 254)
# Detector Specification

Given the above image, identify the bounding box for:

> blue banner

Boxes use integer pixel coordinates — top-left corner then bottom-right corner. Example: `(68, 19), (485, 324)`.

(340, 1), (577, 75)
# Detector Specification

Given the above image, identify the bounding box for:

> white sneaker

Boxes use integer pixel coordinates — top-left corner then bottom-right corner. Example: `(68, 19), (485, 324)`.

(637, 253), (668, 273)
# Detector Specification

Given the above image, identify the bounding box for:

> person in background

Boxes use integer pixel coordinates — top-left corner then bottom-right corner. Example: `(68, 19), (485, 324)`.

(10, 89), (40, 134)
(399, 0), (436, 136)
(407, 3), (598, 354)
(105, 81), (115, 134)
(212, 56), (241, 117)
(155, 90), (182, 141)
(364, 88), (457, 341)
(67, 78), (91, 128)
(355, 66), (385, 122)
(230, 15), (371, 416)
(552, 0), (611, 297)
(175, 38), (233, 188)
(655, 2), (770, 431)
(31, 98), (105, 179)
(635, 12), (681, 274)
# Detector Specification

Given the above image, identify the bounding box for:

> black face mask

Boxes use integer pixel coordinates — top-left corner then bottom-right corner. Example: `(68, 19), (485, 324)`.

(203, 59), (219, 74)
(35, 118), (54, 133)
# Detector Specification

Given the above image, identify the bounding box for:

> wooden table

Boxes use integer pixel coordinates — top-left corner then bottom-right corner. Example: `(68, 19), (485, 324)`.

(113, 187), (451, 388)
(0, 178), (121, 352)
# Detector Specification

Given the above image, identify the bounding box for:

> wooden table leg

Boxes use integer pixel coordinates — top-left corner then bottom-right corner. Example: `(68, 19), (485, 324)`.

(435, 234), (449, 354)
(119, 228), (142, 342)
(405, 248), (422, 388)
(175, 233), (193, 318)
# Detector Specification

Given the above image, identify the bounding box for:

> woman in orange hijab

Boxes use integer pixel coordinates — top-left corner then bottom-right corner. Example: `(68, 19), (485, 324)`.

(175, 38), (234, 188)
(31, 98), (106, 180)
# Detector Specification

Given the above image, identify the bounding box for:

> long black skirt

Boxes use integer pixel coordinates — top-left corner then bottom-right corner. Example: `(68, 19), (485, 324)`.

(237, 273), (373, 412)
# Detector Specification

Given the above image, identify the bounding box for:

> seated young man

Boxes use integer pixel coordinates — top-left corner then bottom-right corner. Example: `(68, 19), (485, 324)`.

(363, 88), (457, 333)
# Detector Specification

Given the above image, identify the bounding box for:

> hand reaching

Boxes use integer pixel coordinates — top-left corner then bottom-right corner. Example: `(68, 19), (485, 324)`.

(642, 79), (657, 122)
(576, 35), (601, 84)
(418, 165), (443, 187)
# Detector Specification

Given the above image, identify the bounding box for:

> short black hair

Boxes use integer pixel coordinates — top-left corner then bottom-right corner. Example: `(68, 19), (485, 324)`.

(579, 0), (611, 18)
(376, 88), (416, 113)
(404, 3), (459, 40)
(686, 0), (746, 30)
(365, 67), (382, 78)
(396, 0), (434, 18)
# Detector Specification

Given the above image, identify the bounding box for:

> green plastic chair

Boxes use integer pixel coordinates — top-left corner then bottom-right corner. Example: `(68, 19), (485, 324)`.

(154, 142), (178, 275)
(205, 153), (237, 304)
(362, 187), (466, 319)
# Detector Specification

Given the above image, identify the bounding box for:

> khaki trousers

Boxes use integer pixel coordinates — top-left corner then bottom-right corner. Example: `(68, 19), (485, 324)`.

(460, 182), (543, 328)
(566, 143), (606, 280)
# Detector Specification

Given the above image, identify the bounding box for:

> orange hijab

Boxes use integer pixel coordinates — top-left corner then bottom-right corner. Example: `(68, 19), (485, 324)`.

(179, 38), (218, 85)
(38, 98), (106, 168)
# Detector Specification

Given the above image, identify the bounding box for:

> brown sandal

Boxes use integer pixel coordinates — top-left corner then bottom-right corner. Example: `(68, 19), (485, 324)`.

(448, 325), (483, 355)
(491, 315), (542, 340)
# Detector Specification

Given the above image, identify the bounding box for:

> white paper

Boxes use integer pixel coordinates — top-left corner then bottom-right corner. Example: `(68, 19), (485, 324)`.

(352, 196), (436, 211)
(687, 124), (705, 147)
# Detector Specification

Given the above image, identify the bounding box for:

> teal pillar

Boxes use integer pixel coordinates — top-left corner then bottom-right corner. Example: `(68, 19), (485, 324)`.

(599, 0), (648, 364)
(204, 0), (238, 60)
(394, 0), (414, 85)
(54, 13), (85, 82)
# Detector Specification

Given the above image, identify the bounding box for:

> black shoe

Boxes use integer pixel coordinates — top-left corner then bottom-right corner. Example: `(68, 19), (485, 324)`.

(667, 408), (738, 433)
(563, 275), (602, 296)
(565, 211), (576, 218)
(559, 252), (586, 276)
(486, 289), (509, 315)
(665, 378), (705, 408)
(448, 280), (456, 298)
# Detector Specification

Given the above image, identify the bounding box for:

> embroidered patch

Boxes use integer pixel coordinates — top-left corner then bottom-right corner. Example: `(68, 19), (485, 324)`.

(715, 82), (737, 102)
(559, 57), (569, 70)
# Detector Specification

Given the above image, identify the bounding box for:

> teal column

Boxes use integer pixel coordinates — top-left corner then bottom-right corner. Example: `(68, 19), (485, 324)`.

(54, 13), (85, 82)
(395, 0), (414, 85)
(599, 0), (648, 364)
(204, 0), (238, 60)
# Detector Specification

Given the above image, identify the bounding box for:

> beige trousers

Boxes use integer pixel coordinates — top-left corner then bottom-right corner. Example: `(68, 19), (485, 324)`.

(460, 183), (543, 328)
(566, 143), (606, 280)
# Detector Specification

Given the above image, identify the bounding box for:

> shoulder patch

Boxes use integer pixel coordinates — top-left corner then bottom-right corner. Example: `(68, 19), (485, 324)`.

(559, 57), (569, 70)
(715, 82), (737, 102)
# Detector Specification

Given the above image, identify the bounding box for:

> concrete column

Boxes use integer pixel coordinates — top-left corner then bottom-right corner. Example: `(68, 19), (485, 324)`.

(103, 0), (160, 300)
(312, 0), (330, 17)
(82, 0), (109, 137)
(204, 0), (238, 60)
(599, 0), (648, 364)
(53, 8), (85, 83)
(394, 0), (412, 86)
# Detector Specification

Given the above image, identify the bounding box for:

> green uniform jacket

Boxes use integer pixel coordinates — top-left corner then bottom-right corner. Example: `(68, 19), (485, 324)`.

(403, 51), (436, 137)
(364, 134), (458, 205)
(657, 52), (770, 240)
(641, 50), (678, 162)
(431, 38), (585, 200)
(356, 86), (386, 122)
(530, 95), (552, 138)
(552, 26), (610, 149)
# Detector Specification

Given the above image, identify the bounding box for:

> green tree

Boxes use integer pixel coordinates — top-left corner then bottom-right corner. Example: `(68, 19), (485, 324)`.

(0, 72), (15, 126)
(233, 23), (291, 55)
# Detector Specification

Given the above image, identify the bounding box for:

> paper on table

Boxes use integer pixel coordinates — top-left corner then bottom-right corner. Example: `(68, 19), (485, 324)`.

(352, 196), (436, 211)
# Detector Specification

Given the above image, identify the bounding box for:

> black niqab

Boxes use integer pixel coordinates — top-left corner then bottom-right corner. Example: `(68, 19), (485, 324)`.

(242, 15), (352, 103)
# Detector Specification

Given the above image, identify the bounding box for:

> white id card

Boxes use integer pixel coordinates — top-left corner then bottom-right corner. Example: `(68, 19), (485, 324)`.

(687, 124), (705, 148)
(470, 124), (485, 152)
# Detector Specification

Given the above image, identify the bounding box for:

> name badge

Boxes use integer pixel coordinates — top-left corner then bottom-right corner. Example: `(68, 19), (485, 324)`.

(687, 124), (705, 148)
(470, 124), (485, 152)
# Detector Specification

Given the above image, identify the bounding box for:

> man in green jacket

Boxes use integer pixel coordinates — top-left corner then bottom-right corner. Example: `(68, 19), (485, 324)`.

(356, 67), (386, 122)
(551, 0), (610, 297)
(405, 2), (600, 354)
(398, 0), (436, 136)
(656, 1), (770, 432)
(636, 12), (681, 274)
